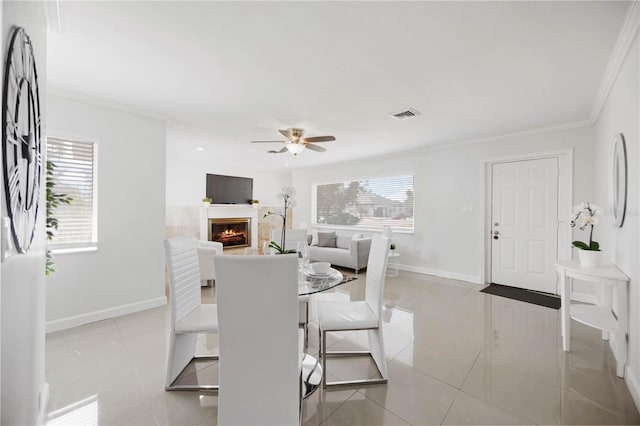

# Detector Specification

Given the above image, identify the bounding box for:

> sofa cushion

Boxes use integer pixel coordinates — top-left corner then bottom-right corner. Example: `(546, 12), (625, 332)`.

(308, 246), (351, 268)
(317, 231), (337, 247)
(336, 234), (351, 250)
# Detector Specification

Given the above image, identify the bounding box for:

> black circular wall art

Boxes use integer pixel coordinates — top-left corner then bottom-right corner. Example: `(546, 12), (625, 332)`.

(2, 27), (42, 254)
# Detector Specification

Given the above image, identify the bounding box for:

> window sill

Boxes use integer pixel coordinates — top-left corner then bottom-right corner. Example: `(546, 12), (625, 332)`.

(50, 245), (98, 255)
(312, 224), (415, 234)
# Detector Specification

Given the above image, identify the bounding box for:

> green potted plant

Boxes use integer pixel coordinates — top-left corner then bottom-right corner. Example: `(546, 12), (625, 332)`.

(46, 161), (72, 275)
(570, 202), (602, 267)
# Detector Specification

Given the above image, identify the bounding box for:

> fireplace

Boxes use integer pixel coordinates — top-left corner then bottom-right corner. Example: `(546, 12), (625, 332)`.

(209, 218), (251, 248)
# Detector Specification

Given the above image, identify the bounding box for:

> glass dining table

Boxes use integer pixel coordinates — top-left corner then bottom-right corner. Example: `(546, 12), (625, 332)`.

(298, 266), (348, 296)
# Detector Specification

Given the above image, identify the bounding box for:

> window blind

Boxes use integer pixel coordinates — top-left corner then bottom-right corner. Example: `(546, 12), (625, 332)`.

(315, 174), (414, 231)
(47, 137), (97, 247)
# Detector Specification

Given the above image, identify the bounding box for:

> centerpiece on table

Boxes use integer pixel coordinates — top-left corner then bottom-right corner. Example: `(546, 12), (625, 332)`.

(263, 186), (297, 254)
(570, 202), (602, 267)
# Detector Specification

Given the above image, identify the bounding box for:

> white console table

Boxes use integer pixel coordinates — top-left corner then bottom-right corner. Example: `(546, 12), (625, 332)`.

(555, 260), (629, 377)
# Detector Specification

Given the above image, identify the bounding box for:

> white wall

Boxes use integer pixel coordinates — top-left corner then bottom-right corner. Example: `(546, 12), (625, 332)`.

(592, 31), (640, 407)
(292, 125), (595, 283)
(166, 123), (292, 208)
(1, 2), (47, 424)
(45, 95), (167, 331)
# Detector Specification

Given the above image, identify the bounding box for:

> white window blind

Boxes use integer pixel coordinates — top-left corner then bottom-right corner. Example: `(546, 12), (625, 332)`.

(47, 137), (97, 248)
(314, 175), (414, 231)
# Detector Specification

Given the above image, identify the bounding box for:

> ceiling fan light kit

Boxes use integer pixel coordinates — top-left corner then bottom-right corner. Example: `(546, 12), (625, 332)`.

(251, 127), (336, 156)
(285, 143), (305, 155)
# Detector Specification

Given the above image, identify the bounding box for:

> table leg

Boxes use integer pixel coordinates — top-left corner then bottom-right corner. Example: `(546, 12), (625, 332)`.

(616, 281), (627, 378)
(560, 271), (570, 352)
(600, 284), (611, 341)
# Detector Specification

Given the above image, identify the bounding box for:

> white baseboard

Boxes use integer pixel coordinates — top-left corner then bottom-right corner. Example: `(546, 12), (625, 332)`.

(36, 382), (49, 426)
(570, 291), (598, 304)
(395, 263), (483, 284)
(626, 366), (640, 413)
(46, 296), (167, 333)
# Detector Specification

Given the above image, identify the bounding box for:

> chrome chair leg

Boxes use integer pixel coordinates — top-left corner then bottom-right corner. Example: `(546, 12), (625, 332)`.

(320, 329), (388, 388)
(165, 355), (219, 392)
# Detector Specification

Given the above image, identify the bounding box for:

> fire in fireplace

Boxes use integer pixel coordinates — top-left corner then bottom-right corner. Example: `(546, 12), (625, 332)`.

(209, 218), (251, 248)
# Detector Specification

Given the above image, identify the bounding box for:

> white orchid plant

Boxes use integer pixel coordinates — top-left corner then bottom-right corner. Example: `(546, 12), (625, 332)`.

(263, 186), (297, 254)
(569, 202), (601, 251)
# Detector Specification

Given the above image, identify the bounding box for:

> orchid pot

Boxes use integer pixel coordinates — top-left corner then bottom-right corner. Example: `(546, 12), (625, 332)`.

(577, 249), (602, 268)
(570, 202), (603, 267)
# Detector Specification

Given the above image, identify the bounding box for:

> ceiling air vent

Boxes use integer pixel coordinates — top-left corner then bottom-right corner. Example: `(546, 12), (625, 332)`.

(391, 108), (421, 121)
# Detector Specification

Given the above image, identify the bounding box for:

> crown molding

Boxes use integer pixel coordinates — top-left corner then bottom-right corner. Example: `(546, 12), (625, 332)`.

(47, 87), (173, 122)
(590, 1), (640, 123)
(414, 120), (592, 154)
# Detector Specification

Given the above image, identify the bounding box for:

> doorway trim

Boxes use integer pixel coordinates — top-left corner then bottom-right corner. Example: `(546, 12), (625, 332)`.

(482, 149), (573, 294)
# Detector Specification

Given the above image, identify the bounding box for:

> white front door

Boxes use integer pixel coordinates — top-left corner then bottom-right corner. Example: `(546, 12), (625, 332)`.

(491, 158), (558, 294)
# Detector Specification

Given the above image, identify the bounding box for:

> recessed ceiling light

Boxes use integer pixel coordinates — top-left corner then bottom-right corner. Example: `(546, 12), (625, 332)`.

(196, 147), (204, 151)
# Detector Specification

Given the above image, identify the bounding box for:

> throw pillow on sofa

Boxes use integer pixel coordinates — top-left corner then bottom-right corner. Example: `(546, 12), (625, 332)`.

(317, 231), (337, 247)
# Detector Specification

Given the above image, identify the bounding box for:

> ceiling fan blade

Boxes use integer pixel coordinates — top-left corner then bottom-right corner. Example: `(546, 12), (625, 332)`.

(304, 135), (335, 143)
(267, 147), (288, 154)
(251, 140), (284, 143)
(305, 143), (326, 153)
(278, 129), (292, 139)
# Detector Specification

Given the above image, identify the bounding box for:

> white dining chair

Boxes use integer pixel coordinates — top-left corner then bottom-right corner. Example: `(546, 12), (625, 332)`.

(214, 254), (303, 425)
(197, 240), (223, 286)
(164, 236), (219, 391)
(270, 229), (312, 344)
(316, 233), (390, 387)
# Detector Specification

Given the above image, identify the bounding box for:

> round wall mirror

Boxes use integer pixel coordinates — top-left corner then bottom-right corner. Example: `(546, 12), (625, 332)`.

(611, 133), (627, 227)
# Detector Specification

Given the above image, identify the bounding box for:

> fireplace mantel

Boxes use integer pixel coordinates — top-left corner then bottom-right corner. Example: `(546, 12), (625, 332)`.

(200, 205), (259, 249)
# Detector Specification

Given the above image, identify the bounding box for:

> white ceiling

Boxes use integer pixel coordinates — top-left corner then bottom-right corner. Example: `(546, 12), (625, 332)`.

(47, 1), (630, 170)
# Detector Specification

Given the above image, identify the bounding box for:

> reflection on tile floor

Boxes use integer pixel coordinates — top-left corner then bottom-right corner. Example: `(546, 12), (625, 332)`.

(46, 271), (640, 425)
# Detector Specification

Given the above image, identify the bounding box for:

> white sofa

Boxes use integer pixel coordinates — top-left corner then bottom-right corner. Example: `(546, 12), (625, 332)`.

(308, 232), (371, 274)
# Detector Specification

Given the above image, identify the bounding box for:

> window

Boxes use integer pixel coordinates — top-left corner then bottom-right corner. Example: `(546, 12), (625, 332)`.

(314, 174), (414, 232)
(46, 137), (98, 250)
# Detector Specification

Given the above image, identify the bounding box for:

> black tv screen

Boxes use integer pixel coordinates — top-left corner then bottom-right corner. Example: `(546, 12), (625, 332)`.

(206, 174), (253, 205)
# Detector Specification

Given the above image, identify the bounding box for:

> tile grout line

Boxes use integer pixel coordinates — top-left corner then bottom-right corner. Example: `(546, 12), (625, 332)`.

(113, 317), (164, 426)
(451, 341), (540, 425)
(314, 387), (359, 426)
(438, 338), (485, 425)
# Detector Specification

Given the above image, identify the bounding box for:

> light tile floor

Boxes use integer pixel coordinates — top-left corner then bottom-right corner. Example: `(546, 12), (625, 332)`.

(46, 271), (640, 425)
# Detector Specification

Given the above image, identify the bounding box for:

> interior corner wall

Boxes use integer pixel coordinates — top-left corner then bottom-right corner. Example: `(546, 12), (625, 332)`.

(165, 123), (292, 239)
(1, 2), (47, 424)
(592, 31), (640, 406)
(165, 123), (293, 208)
(292, 125), (595, 283)
(45, 95), (167, 331)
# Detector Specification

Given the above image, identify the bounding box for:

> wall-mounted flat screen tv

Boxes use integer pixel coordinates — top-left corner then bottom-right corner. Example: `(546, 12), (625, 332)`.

(206, 174), (253, 205)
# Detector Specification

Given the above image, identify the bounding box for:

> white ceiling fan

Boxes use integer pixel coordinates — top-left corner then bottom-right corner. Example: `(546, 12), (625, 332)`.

(251, 128), (335, 156)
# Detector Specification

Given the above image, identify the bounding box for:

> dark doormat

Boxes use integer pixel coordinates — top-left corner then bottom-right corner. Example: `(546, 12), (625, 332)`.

(480, 283), (561, 310)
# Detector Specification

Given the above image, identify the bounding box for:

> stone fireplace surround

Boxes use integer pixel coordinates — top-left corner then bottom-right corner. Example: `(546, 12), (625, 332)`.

(165, 204), (290, 253)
